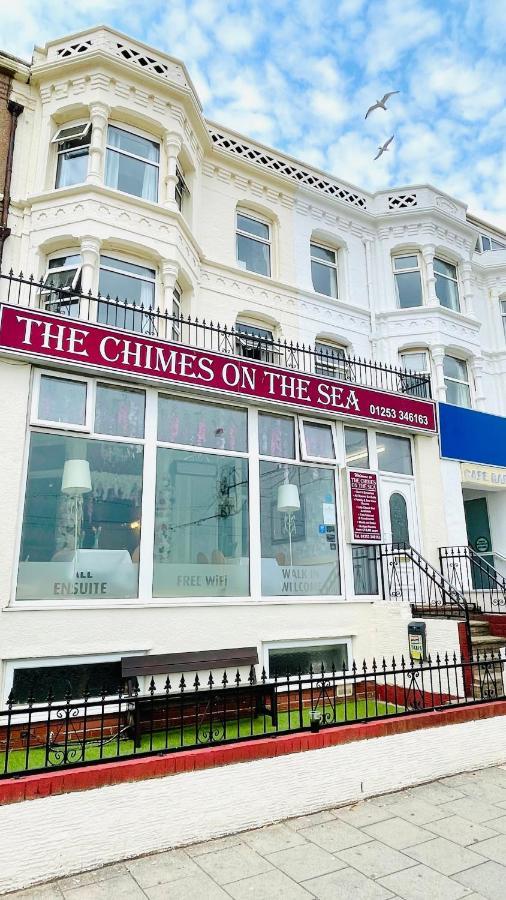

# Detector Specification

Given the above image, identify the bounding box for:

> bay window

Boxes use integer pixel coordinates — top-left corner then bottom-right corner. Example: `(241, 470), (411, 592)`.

(434, 258), (460, 312)
(399, 350), (430, 398)
(314, 341), (349, 380)
(501, 299), (506, 341)
(41, 254), (82, 317)
(105, 125), (159, 202)
(54, 123), (91, 188)
(236, 213), (271, 276)
(97, 256), (156, 334)
(444, 355), (471, 407)
(393, 255), (423, 308)
(235, 322), (276, 363)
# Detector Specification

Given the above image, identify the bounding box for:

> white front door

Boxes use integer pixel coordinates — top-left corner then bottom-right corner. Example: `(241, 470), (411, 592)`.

(379, 475), (419, 549)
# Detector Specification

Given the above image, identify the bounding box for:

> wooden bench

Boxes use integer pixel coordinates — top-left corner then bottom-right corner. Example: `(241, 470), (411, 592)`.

(121, 648), (278, 746)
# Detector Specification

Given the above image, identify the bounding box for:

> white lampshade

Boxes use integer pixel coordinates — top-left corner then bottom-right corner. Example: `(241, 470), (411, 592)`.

(277, 482), (300, 513)
(61, 459), (92, 495)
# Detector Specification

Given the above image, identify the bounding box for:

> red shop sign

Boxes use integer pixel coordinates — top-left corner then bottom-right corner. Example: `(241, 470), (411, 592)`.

(0, 305), (437, 433)
(348, 470), (382, 543)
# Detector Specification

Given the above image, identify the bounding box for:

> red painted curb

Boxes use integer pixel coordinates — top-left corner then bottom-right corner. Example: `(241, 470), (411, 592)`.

(1, 701), (505, 806)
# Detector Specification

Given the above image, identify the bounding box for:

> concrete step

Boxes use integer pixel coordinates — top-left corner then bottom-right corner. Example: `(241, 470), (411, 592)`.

(471, 635), (506, 650)
(469, 621), (490, 635)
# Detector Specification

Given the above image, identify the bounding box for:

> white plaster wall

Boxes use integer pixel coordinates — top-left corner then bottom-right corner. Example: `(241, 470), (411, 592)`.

(1, 713), (505, 893)
(440, 459), (468, 547)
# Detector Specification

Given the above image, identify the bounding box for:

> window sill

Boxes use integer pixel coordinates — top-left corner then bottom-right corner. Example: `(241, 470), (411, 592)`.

(4, 596), (376, 611)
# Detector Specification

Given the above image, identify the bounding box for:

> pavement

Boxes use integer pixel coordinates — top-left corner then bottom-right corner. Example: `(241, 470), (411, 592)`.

(9, 765), (506, 899)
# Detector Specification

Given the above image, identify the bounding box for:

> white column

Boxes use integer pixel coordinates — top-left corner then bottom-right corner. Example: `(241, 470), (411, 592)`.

(161, 260), (178, 317)
(431, 344), (447, 402)
(163, 131), (182, 209)
(422, 244), (437, 306)
(472, 356), (486, 410)
(87, 103), (109, 186)
(79, 236), (101, 320)
(461, 261), (474, 316)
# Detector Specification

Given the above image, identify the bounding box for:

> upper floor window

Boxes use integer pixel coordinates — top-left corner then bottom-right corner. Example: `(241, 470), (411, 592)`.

(41, 254), (82, 317)
(476, 234), (506, 252)
(399, 350), (430, 398)
(175, 166), (189, 212)
(105, 125), (159, 203)
(235, 322), (275, 362)
(236, 213), (271, 277)
(444, 355), (471, 407)
(98, 256), (157, 335)
(314, 341), (349, 380)
(310, 243), (338, 298)
(434, 258), (460, 312)
(393, 255), (423, 308)
(501, 299), (506, 341)
(53, 123), (91, 188)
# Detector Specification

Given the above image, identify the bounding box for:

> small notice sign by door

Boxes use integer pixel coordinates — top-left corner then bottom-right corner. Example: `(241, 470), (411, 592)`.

(348, 470), (382, 543)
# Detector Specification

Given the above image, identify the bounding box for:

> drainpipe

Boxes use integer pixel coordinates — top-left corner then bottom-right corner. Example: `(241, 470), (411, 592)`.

(0, 98), (24, 271)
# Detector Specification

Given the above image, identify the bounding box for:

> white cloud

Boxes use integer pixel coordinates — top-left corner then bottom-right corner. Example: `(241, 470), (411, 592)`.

(364, 0), (442, 74)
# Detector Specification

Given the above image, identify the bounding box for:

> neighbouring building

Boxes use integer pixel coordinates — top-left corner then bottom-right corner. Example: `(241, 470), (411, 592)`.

(0, 26), (506, 706)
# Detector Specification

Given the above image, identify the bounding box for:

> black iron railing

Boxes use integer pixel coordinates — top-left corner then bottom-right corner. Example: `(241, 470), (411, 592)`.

(0, 651), (503, 777)
(377, 542), (471, 636)
(0, 270), (432, 398)
(439, 546), (506, 615)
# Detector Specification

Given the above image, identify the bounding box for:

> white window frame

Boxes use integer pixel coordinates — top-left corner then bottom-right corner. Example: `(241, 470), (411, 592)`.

(343, 425), (370, 469)
(263, 637), (353, 682)
(434, 256), (460, 312)
(52, 122), (91, 143)
(41, 254), (83, 304)
(236, 211), (271, 277)
(31, 369), (93, 432)
(105, 122), (160, 202)
(399, 349), (431, 398)
(443, 354), (472, 407)
(500, 299), (506, 341)
(175, 165), (189, 212)
(235, 321), (276, 363)
(98, 254), (157, 318)
(314, 341), (349, 380)
(310, 242), (338, 299)
(392, 253), (424, 309)
(477, 234), (506, 253)
(298, 417), (337, 463)
(3, 651), (145, 715)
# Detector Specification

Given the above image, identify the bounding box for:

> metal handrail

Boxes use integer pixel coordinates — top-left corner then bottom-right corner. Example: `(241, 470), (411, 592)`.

(0, 270), (433, 398)
(439, 545), (506, 615)
(378, 542), (471, 645)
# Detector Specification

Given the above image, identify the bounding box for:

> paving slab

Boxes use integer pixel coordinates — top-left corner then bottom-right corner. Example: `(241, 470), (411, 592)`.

(439, 776), (506, 806)
(404, 782), (466, 805)
(145, 872), (231, 900)
(55, 863), (129, 892)
(298, 818), (372, 852)
(7, 889), (65, 900)
(470, 833), (506, 865)
(425, 815), (500, 846)
(126, 849), (198, 889)
(224, 869), (314, 899)
(62, 875), (146, 900)
(439, 797), (506, 824)
(404, 836), (487, 875)
(378, 863), (473, 900)
(265, 844), (346, 882)
(363, 816), (433, 850)
(333, 800), (392, 828)
(303, 866), (395, 899)
(453, 861), (506, 900)
(285, 810), (336, 831)
(195, 843), (273, 885)
(185, 834), (245, 857)
(336, 839), (417, 879)
(241, 823), (307, 855)
(383, 796), (452, 825)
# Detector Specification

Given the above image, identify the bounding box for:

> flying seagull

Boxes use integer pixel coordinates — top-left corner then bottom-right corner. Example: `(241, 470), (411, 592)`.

(365, 91), (399, 119)
(374, 135), (394, 160)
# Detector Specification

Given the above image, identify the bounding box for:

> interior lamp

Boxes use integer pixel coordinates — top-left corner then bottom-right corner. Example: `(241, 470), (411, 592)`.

(277, 471), (300, 567)
(61, 459), (92, 561)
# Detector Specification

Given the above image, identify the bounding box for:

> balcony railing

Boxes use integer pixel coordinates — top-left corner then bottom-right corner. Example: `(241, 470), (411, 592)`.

(0, 271), (432, 398)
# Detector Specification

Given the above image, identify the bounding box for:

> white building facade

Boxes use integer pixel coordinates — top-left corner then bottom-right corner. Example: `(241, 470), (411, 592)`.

(1, 27), (506, 704)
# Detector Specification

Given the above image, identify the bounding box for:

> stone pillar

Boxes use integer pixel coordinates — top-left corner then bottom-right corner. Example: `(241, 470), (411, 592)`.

(472, 356), (486, 410)
(461, 261), (474, 316)
(87, 103), (109, 186)
(161, 260), (179, 340)
(79, 236), (101, 319)
(431, 344), (447, 402)
(163, 131), (182, 209)
(422, 244), (437, 306)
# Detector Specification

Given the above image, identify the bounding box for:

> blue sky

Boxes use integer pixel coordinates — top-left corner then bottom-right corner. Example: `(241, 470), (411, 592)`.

(4, 0), (506, 227)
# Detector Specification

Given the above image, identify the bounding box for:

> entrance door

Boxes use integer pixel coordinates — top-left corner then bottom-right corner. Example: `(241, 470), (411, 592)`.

(380, 476), (419, 548)
(464, 497), (494, 587)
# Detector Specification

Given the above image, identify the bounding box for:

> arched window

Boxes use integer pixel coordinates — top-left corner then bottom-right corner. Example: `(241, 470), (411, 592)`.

(389, 493), (410, 544)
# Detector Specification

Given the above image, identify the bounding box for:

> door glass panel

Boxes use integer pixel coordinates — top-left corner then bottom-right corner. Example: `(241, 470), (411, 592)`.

(352, 545), (379, 594)
(389, 492), (410, 544)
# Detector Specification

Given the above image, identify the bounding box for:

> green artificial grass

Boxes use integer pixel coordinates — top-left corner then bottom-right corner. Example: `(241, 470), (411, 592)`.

(0, 699), (399, 775)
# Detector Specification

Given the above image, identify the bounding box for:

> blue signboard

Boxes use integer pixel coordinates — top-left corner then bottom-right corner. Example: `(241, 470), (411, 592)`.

(439, 403), (506, 467)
